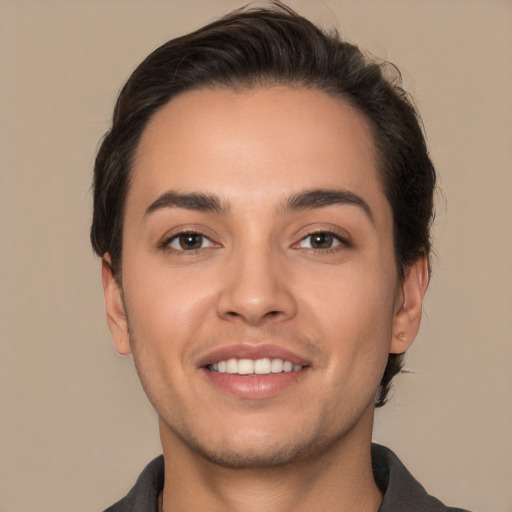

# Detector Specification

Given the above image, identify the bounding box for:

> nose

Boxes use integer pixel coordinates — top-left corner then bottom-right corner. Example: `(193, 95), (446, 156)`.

(217, 247), (297, 326)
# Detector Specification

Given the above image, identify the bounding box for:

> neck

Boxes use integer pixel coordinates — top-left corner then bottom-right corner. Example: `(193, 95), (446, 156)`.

(159, 407), (382, 512)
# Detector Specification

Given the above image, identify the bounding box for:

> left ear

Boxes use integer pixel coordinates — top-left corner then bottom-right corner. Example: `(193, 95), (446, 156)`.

(390, 253), (429, 354)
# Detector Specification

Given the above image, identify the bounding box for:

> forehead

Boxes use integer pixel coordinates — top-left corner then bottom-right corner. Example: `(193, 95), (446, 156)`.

(128, 86), (389, 222)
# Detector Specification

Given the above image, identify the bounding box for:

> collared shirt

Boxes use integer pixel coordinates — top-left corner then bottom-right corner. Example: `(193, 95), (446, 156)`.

(103, 444), (472, 512)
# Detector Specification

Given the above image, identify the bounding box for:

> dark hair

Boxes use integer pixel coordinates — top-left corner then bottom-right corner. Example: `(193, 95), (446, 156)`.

(91, 2), (436, 407)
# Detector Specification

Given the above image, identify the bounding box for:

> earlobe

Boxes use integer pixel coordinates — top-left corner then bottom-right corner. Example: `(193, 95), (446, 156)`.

(390, 254), (429, 354)
(101, 254), (132, 355)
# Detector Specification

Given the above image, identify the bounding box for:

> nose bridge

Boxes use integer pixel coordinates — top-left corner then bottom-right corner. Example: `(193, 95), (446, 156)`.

(217, 237), (296, 325)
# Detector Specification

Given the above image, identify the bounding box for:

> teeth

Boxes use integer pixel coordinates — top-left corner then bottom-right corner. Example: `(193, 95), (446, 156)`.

(226, 358), (238, 373)
(237, 359), (254, 375)
(208, 358), (303, 375)
(254, 358), (271, 374)
(271, 358), (283, 373)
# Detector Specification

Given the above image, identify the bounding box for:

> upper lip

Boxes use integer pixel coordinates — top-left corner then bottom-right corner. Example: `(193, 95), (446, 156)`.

(197, 343), (311, 368)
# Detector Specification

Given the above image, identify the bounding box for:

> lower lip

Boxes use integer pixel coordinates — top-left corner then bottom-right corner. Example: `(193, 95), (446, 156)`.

(202, 368), (308, 399)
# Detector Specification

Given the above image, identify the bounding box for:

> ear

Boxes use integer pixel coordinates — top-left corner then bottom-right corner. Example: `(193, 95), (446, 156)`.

(390, 253), (429, 354)
(101, 254), (131, 355)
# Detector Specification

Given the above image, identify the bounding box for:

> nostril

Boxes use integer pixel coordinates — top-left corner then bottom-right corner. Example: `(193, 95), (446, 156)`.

(217, 284), (297, 325)
(223, 309), (282, 323)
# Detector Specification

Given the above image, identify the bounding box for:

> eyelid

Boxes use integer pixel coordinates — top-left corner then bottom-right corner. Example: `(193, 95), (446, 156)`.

(292, 225), (353, 249)
(159, 226), (221, 252)
(168, 233), (214, 250)
(297, 232), (342, 249)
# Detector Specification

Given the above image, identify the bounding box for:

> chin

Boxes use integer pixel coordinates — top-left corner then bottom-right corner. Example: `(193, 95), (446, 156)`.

(181, 434), (318, 469)
(163, 414), (344, 470)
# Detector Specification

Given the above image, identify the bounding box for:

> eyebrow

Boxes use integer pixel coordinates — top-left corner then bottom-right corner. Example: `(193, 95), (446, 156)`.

(284, 188), (374, 223)
(144, 187), (374, 223)
(145, 191), (227, 217)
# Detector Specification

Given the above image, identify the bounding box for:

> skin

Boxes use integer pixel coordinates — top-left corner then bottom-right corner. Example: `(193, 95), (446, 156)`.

(102, 86), (428, 512)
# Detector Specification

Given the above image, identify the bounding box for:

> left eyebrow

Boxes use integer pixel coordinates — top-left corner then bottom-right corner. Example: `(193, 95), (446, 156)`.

(283, 188), (374, 224)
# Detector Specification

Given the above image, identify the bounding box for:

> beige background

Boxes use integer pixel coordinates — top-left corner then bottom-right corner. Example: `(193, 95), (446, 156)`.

(0, 1), (511, 511)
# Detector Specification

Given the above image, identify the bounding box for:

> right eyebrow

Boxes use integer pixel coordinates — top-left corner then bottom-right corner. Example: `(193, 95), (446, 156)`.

(144, 191), (228, 218)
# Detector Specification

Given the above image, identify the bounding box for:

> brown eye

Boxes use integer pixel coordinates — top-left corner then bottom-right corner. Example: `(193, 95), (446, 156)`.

(167, 232), (213, 251)
(179, 233), (203, 250)
(297, 231), (343, 250)
(310, 233), (334, 249)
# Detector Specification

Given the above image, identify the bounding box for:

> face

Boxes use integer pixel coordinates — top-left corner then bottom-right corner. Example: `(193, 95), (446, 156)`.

(103, 86), (426, 468)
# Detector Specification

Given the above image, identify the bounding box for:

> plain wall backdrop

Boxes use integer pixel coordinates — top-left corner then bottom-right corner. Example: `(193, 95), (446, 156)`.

(0, 1), (511, 511)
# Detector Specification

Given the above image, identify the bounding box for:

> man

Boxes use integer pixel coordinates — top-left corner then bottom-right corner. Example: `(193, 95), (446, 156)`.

(91, 3), (471, 511)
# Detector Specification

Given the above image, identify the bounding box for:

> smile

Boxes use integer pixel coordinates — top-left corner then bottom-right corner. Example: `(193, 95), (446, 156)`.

(207, 358), (303, 375)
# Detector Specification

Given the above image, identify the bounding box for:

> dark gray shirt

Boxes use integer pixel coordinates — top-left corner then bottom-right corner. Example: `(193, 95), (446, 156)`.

(103, 444), (471, 512)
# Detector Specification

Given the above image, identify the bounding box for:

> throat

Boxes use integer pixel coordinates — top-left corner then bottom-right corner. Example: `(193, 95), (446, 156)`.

(158, 444), (382, 512)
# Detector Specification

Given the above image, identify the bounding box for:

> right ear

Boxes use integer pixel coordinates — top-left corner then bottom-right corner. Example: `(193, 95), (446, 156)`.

(101, 254), (131, 355)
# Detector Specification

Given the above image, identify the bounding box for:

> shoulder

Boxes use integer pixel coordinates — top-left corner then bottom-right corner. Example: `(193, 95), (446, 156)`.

(372, 444), (473, 512)
(102, 455), (164, 512)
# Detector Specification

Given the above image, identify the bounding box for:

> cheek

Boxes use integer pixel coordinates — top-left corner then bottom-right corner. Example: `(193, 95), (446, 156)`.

(121, 257), (223, 369)
(121, 268), (210, 409)
(300, 262), (396, 370)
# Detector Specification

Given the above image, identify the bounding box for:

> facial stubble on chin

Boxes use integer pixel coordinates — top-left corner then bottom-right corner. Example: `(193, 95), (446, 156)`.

(127, 336), (337, 469)
(121, 287), (379, 470)
(123, 309), (351, 470)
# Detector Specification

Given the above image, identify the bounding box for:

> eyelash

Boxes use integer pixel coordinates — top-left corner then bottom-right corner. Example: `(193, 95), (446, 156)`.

(161, 230), (217, 254)
(294, 230), (351, 252)
(160, 228), (350, 255)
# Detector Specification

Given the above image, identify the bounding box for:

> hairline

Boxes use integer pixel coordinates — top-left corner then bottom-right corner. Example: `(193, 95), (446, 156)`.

(117, 81), (404, 279)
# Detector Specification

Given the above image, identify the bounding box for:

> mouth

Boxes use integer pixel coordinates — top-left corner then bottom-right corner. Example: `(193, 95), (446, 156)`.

(199, 344), (311, 399)
(207, 358), (303, 375)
